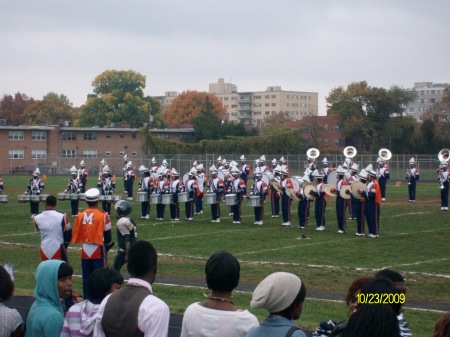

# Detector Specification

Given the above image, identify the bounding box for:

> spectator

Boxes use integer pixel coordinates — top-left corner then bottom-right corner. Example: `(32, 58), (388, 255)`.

(313, 277), (372, 337)
(25, 260), (73, 337)
(343, 304), (400, 337)
(431, 313), (450, 337)
(112, 200), (137, 272)
(375, 269), (411, 336)
(181, 252), (258, 337)
(60, 267), (123, 337)
(93, 241), (170, 337)
(0, 265), (23, 337)
(246, 272), (307, 337)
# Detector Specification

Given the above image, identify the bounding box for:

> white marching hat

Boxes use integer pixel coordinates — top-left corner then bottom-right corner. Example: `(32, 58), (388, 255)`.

(196, 164), (204, 171)
(123, 154), (128, 161)
(322, 157), (328, 164)
(80, 160), (85, 166)
(33, 167), (40, 175)
(231, 166), (240, 174)
(376, 157), (384, 163)
(260, 155), (266, 161)
(274, 165), (282, 173)
(102, 165), (110, 174)
(359, 169), (368, 180)
(280, 165), (288, 175)
(343, 158), (352, 169)
(190, 168), (198, 175)
(151, 157), (157, 164)
(351, 163), (359, 172)
(162, 159), (168, 166)
(85, 188), (100, 202)
(336, 165), (347, 175)
(209, 165), (218, 172)
(171, 168), (179, 176)
(409, 157), (415, 164)
(217, 156), (222, 162)
(365, 164), (374, 172)
(193, 161), (197, 166)
(255, 159), (260, 164)
(138, 165), (147, 172)
(272, 158), (278, 165)
(312, 169), (323, 179)
(301, 174), (310, 183)
(70, 166), (77, 174)
(100, 159), (107, 165)
(240, 155), (246, 160)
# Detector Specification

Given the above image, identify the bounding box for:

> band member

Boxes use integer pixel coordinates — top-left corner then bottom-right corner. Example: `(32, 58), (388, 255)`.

(99, 159), (108, 179)
(25, 168), (44, 217)
(438, 161), (449, 211)
(335, 166), (348, 234)
(348, 163), (360, 221)
(161, 159), (170, 178)
(240, 155), (251, 185)
(195, 164), (206, 215)
(97, 165), (115, 215)
(65, 166), (83, 217)
(253, 158), (260, 176)
(208, 165), (225, 223)
(306, 159), (317, 182)
(169, 169), (184, 221)
(309, 170), (326, 231)
(125, 162), (136, 201)
(223, 161), (233, 216)
(258, 155), (270, 173)
(185, 168), (198, 221)
(150, 157), (159, 177)
(280, 166), (294, 227)
(0, 175), (3, 193)
(216, 156), (222, 170)
(376, 157), (390, 201)
(321, 157), (332, 184)
(78, 160), (88, 192)
(270, 165), (281, 218)
(138, 167), (154, 219)
(122, 155), (129, 193)
(229, 167), (246, 224)
(271, 158), (278, 171)
(296, 175), (310, 229)
(154, 169), (167, 220)
(360, 169), (381, 238)
(279, 156), (289, 172)
(250, 172), (268, 225)
(406, 157), (420, 203)
(355, 169), (368, 236)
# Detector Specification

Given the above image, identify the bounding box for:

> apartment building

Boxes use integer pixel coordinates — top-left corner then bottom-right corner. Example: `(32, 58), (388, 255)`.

(0, 124), (194, 174)
(404, 82), (449, 122)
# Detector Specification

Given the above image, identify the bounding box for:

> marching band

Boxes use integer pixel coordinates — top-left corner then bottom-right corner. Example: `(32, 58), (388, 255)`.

(7, 147), (450, 232)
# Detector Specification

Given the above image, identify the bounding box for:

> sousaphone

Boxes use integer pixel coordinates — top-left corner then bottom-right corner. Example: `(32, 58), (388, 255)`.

(379, 148), (392, 161)
(350, 181), (366, 198)
(306, 148), (320, 160)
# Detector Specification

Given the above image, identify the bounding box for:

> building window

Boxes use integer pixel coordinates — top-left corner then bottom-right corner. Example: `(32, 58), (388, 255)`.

(334, 139), (340, 146)
(409, 108), (414, 112)
(32, 150), (47, 159)
(272, 111), (276, 115)
(292, 95), (298, 99)
(324, 124), (329, 130)
(231, 97), (237, 101)
(8, 131), (24, 140)
(271, 95), (276, 99)
(119, 133), (124, 139)
(292, 103), (298, 107)
(157, 133), (170, 139)
(265, 111), (270, 115)
(119, 150), (125, 156)
(62, 132), (76, 140)
(84, 132), (97, 141)
(132, 132), (137, 139)
(106, 150), (111, 156)
(31, 131), (46, 141)
(265, 103), (270, 107)
(62, 150), (76, 158)
(224, 105), (228, 108)
(301, 103), (307, 107)
(265, 95), (270, 99)
(106, 133), (111, 139)
(231, 112), (238, 116)
(132, 150), (137, 156)
(9, 150), (24, 159)
(254, 111), (261, 116)
(231, 104), (238, 108)
(253, 95), (261, 99)
(334, 125), (340, 132)
(271, 103), (276, 106)
(83, 150), (97, 158)
(224, 97), (229, 101)
(324, 139), (328, 145)
(253, 103), (261, 107)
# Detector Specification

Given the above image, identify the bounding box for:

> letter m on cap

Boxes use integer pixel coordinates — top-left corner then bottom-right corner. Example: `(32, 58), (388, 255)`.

(83, 213), (94, 225)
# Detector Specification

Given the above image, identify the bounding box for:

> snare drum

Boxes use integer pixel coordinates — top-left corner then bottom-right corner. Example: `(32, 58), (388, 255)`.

(205, 193), (217, 205)
(78, 193), (86, 200)
(162, 194), (173, 205)
(57, 193), (68, 201)
(39, 194), (49, 203)
(150, 194), (161, 205)
(70, 193), (79, 200)
(0, 195), (9, 203)
(177, 191), (189, 203)
(30, 195), (41, 203)
(225, 194), (237, 206)
(247, 195), (261, 207)
(18, 195), (31, 203)
(103, 195), (113, 203)
(137, 192), (148, 202)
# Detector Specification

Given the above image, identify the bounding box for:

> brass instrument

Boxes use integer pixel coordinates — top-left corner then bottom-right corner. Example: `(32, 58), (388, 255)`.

(378, 148), (392, 161)
(307, 148), (320, 160)
(343, 146), (357, 159)
(438, 148), (450, 162)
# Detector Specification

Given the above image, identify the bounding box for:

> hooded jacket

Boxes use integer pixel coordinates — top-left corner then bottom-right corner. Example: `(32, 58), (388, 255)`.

(60, 300), (100, 337)
(25, 260), (65, 337)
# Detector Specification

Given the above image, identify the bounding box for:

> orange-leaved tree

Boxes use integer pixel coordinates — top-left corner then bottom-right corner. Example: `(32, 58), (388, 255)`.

(164, 91), (225, 125)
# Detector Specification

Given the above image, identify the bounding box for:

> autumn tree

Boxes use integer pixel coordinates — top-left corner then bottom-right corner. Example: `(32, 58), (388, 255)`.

(0, 92), (35, 125)
(23, 92), (73, 125)
(326, 81), (416, 151)
(79, 70), (150, 128)
(164, 91), (225, 125)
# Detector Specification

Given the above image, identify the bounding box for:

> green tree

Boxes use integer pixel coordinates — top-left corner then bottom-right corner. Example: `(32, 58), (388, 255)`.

(23, 92), (72, 125)
(79, 70), (149, 128)
(192, 96), (222, 141)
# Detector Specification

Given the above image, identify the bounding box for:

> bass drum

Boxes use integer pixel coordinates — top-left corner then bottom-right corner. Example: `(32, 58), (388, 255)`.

(262, 172), (271, 185)
(326, 170), (338, 186)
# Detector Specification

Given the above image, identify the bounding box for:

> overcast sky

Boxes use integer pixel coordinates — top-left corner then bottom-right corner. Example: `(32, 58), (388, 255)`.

(1, 0), (449, 115)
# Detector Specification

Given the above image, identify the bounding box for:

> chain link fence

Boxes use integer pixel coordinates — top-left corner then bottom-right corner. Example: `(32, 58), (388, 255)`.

(13, 153), (442, 183)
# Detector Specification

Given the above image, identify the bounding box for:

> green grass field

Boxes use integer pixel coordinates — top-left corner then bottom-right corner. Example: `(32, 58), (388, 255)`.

(0, 175), (449, 336)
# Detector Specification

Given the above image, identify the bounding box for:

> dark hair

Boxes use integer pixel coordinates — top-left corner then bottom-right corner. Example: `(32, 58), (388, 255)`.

(87, 267), (124, 304)
(432, 313), (450, 337)
(57, 262), (73, 279)
(205, 252), (240, 292)
(45, 195), (57, 207)
(345, 277), (372, 306)
(278, 282), (307, 320)
(87, 201), (98, 207)
(127, 241), (157, 278)
(344, 304), (400, 337)
(375, 269), (405, 283)
(0, 265), (14, 302)
(360, 278), (401, 314)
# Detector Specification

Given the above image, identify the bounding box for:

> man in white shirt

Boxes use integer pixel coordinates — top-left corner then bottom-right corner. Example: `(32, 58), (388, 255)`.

(93, 240), (170, 337)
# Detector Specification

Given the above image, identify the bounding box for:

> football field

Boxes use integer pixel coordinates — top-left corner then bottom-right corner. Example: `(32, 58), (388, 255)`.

(0, 175), (449, 336)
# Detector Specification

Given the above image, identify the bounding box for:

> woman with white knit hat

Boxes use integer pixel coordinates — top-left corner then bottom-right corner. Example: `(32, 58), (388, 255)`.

(245, 272), (307, 337)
